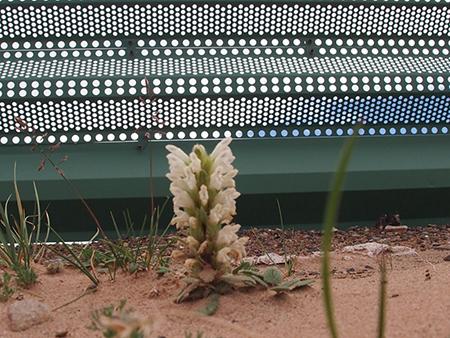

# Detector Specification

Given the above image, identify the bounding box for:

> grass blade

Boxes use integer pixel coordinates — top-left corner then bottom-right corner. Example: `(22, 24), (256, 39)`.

(377, 255), (388, 338)
(32, 182), (42, 246)
(0, 197), (20, 266)
(276, 198), (292, 274)
(13, 163), (25, 228)
(321, 132), (359, 338)
(110, 211), (122, 241)
(46, 222), (99, 285)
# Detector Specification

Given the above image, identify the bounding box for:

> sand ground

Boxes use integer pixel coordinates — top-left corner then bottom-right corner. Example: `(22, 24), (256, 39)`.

(1, 248), (449, 338)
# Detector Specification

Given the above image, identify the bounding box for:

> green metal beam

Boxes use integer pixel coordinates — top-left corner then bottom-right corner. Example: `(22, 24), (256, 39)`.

(2, 135), (450, 201)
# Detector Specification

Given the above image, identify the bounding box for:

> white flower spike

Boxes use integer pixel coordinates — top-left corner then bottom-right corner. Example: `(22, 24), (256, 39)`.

(166, 138), (248, 275)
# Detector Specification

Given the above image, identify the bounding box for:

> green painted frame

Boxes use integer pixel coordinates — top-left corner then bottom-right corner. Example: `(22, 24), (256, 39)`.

(2, 135), (450, 201)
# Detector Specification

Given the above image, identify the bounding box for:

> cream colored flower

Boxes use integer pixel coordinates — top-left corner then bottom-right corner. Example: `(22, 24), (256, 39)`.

(166, 144), (190, 162)
(166, 145), (190, 179)
(171, 186), (194, 210)
(184, 258), (198, 270)
(210, 138), (235, 172)
(182, 167), (197, 191)
(171, 249), (185, 260)
(212, 188), (240, 217)
(199, 185), (209, 207)
(186, 236), (199, 252)
(189, 152), (202, 174)
(216, 247), (232, 266)
(198, 240), (209, 255)
(211, 138), (232, 161)
(216, 224), (240, 248)
(209, 169), (223, 191)
(208, 203), (223, 226)
(171, 209), (190, 229)
(230, 237), (248, 259)
(216, 236), (248, 268)
(188, 216), (200, 230)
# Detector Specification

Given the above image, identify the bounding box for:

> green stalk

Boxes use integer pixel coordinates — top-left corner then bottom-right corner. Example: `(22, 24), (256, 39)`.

(38, 151), (108, 240)
(32, 182), (42, 245)
(110, 211), (123, 241)
(321, 133), (358, 338)
(47, 222), (99, 285)
(377, 256), (388, 338)
(276, 199), (290, 274)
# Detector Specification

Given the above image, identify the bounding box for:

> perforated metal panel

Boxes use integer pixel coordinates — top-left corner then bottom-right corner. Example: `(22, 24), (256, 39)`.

(0, 1), (449, 145)
(1, 2), (449, 39)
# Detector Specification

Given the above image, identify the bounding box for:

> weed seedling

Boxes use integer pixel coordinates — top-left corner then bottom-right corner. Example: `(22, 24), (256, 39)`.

(321, 126), (389, 338)
(0, 165), (41, 288)
(90, 300), (153, 338)
(0, 272), (15, 302)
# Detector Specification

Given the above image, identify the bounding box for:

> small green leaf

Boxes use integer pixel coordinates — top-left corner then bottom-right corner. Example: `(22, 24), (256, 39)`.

(263, 267), (283, 286)
(175, 280), (211, 303)
(271, 279), (314, 293)
(157, 266), (170, 275)
(198, 293), (220, 316)
(232, 261), (253, 274)
(237, 269), (268, 287)
(214, 281), (233, 295)
(219, 273), (258, 288)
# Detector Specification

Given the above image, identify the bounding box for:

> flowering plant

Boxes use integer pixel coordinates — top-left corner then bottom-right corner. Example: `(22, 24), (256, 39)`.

(167, 138), (248, 276)
(167, 138), (313, 303)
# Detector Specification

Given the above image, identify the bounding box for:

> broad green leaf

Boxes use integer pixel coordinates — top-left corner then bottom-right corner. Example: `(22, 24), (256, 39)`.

(219, 273), (258, 288)
(271, 279), (314, 293)
(263, 267), (283, 286)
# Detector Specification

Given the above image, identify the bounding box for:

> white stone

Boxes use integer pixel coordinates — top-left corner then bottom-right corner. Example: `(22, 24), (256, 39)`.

(384, 225), (408, 233)
(7, 299), (51, 332)
(244, 252), (295, 265)
(390, 245), (417, 256)
(342, 242), (390, 257)
(342, 242), (416, 257)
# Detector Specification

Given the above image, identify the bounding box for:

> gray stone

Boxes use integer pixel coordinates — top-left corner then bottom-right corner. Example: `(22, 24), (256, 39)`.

(7, 299), (51, 331)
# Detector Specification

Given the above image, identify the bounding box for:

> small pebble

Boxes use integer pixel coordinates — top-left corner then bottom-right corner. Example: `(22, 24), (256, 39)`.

(384, 225), (408, 233)
(443, 255), (450, 262)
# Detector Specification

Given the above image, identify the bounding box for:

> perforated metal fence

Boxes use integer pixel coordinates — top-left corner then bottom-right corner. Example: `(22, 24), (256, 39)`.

(1, 1), (449, 145)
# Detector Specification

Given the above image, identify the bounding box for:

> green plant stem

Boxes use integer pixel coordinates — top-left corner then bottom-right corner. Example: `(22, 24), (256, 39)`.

(377, 256), (388, 338)
(321, 134), (358, 338)
(39, 151), (108, 240)
(276, 199), (287, 257)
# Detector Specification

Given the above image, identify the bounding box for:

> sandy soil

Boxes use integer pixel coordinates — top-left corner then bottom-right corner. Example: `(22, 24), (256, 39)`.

(0, 247), (449, 338)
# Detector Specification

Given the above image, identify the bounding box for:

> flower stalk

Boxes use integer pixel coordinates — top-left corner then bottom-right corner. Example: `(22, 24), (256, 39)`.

(166, 138), (248, 279)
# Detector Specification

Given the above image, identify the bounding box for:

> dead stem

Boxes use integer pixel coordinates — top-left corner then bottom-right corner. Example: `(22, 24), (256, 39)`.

(52, 284), (98, 312)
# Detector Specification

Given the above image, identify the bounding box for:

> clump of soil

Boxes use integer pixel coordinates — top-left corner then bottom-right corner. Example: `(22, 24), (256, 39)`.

(0, 225), (449, 338)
